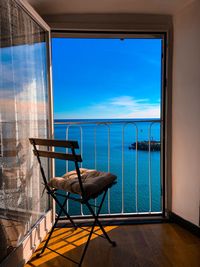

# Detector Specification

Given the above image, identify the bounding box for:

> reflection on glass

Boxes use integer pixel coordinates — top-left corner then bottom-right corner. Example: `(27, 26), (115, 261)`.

(0, 0), (49, 262)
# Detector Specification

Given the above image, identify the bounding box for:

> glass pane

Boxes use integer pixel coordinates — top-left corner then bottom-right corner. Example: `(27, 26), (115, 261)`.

(0, 0), (50, 261)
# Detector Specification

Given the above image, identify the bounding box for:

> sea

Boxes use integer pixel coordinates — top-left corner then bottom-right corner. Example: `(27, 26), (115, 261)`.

(54, 119), (162, 216)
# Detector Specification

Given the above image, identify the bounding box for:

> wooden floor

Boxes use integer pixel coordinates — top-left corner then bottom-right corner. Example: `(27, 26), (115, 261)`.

(25, 223), (200, 267)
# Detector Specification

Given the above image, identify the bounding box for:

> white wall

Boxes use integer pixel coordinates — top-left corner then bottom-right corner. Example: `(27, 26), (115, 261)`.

(172, 0), (200, 226)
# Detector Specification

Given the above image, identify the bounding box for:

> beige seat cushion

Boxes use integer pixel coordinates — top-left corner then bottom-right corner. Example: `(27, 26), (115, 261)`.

(48, 168), (117, 199)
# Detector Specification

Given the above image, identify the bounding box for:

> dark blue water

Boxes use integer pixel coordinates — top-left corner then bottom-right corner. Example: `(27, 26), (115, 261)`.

(54, 119), (162, 215)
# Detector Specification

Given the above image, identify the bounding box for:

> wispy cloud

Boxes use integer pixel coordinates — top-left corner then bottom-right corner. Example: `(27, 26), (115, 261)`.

(109, 96), (149, 107)
(56, 96), (160, 119)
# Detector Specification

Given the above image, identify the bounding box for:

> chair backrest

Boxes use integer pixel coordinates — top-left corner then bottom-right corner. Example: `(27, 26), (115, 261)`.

(29, 138), (84, 194)
(29, 138), (82, 162)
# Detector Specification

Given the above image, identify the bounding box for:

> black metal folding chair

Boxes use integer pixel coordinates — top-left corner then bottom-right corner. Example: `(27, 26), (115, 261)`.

(29, 138), (117, 266)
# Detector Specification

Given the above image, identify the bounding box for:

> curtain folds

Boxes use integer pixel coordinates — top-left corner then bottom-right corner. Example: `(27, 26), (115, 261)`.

(0, 0), (50, 261)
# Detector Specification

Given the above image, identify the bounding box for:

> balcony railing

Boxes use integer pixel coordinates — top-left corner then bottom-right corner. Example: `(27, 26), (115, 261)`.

(54, 119), (163, 217)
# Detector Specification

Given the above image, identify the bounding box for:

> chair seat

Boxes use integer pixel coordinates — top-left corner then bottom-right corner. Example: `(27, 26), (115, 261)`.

(48, 168), (117, 199)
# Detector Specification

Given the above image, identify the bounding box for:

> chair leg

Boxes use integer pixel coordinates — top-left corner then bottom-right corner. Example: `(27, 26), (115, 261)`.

(78, 191), (116, 266)
(85, 194), (116, 246)
(78, 221), (96, 266)
(51, 192), (77, 229)
(94, 216), (116, 247)
(37, 196), (68, 257)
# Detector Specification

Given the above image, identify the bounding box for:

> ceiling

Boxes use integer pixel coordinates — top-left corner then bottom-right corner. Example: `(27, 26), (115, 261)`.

(27, 0), (193, 16)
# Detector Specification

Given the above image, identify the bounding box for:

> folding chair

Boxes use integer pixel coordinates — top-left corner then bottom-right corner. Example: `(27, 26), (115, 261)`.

(29, 138), (117, 266)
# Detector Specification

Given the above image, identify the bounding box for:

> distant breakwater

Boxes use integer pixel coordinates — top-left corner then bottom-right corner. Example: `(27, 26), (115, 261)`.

(129, 141), (161, 151)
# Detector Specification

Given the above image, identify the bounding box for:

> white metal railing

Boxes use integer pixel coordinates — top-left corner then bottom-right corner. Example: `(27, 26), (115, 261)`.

(122, 122), (138, 213)
(54, 119), (162, 217)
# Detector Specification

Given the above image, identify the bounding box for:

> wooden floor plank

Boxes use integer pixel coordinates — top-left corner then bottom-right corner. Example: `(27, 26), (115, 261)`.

(25, 223), (200, 267)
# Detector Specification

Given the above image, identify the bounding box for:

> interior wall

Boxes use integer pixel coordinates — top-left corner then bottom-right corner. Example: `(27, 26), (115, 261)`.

(172, 0), (200, 226)
(43, 13), (172, 32)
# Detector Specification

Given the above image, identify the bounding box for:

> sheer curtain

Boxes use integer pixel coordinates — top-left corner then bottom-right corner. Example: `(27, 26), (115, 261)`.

(0, 0), (50, 261)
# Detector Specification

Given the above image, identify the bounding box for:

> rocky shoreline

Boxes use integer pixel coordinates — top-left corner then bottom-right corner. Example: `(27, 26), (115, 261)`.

(129, 141), (161, 151)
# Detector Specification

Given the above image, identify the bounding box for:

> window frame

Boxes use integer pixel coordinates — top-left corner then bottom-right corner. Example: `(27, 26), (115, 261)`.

(51, 30), (169, 219)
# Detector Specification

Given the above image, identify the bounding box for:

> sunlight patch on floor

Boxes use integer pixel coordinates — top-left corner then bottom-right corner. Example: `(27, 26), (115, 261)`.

(25, 226), (117, 266)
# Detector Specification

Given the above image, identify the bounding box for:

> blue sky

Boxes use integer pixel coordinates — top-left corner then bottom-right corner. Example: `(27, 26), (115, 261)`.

(0, 43), (47, 101)
(52, 38), (162, 119)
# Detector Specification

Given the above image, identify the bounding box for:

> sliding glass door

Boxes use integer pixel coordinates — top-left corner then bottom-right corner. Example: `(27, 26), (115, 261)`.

(0, 0), (53, 263)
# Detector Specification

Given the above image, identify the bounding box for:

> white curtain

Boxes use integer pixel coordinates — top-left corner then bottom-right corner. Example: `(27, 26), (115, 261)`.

(0, 0), (50, 260)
